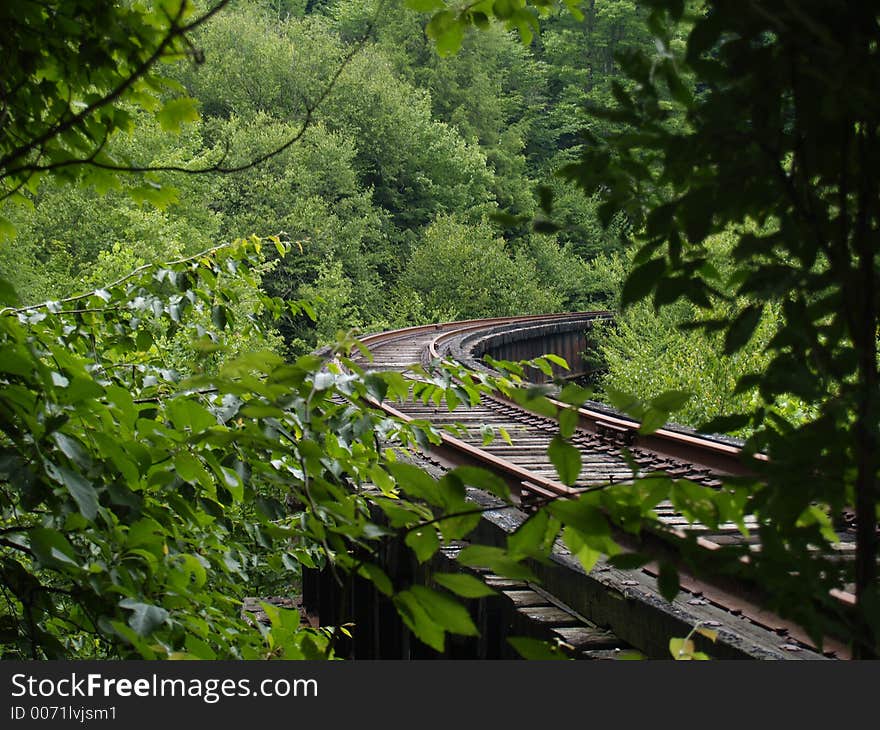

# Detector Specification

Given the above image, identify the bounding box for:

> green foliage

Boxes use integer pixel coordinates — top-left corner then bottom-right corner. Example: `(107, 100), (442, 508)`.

(403, 215), (561, 319)
(0, 238), (338, 658)
(669, 622), (718, 661)
(3, 0), (644, 345)
(594, 233), (812, 433)
(0, 0), (224, 237)
(8, 0), (812, 663)
(553, 0), (879, 655)
(0, 237), (685, 660)
(508, 635), (570, 659)
(405, 0), (879, 656)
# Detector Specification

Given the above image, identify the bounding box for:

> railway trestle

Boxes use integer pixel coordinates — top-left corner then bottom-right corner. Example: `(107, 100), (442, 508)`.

(301, 314), (853, 660)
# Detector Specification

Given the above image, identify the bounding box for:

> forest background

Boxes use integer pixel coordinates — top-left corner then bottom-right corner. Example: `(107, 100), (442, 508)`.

(1, 0), (875, 660)
(2, 0), (775, 430)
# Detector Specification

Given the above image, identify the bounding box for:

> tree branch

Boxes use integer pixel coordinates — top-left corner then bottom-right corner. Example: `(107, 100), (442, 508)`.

(0, 0), (385, 186)
(0, 239), (252, 316)
(0, 0), (231, 176)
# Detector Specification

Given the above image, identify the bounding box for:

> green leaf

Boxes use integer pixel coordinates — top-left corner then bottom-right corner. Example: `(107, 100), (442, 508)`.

(510, 387), (557, 418)
(508, 636), (569, 660)
(174, 452), (214, 491)
(218, 466), (243, 501)
(375, 498), (428, 528)
(106, 385), (137, 429)
(369, 465), (397, 496)
(671, 480), (720, 527)
(548, 435), (581, 486)
(156, 97), (200, 132)
(65, 377), (104, 404)
(508, 510), (556, 559)
(211, 304), (228, 329)
(669, 637), (695, 659)
(493, 0), (514, 19)
(650, 390), (691, 413)
(409, 585), (479, 637)
(393, 591), (445, 652)
(530, 357), (553, 376)
(432, 573), (496, 598)
(435, 506), (482, 542)
(364, 372), (389, 402)
(380, 370), (410, 401)
(662, 59), (693, 107)
(697, 413), (751, 434)
(562, 526), (602, 573)
(406, 526), (440, 563)
(604, 386), (645, 420)
(724, 304), (764, 354)
(559, 407), (578, 439)
(0, 349), (32, 377)
(52, 432), (89, 468)
(639, 408), (668, 435)
(543, 353), (569, 369)
(110, 621), (157, 659)
(185, 634), (217, 660)
(457, 545), (538, 581)
(550, 500), (610, 539)
(435, 472), (467, 509)
(557, 383), (592, 407)
(29, 528), (80, 568)
(119, 600), (169, 637)
(0, 216), (17, 244)
(621, 258), (666, 307)
(426, 11), (465, 56)
(359, 563), (393, 596)
(44, 462), (98, 520)
(471, 10), (490, 29)
(696, 626), (719, 643)
(167, 397), (216, 433)
(448, 466), (511, 501)
(387, 463), (440, 504)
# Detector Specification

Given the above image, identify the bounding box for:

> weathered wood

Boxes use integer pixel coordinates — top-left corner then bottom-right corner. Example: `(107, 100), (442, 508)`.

(517, 606), (583, 626)
(502, 590), (550, 608)
(464, 488), (831, 660)
(552, 626), (622, 650)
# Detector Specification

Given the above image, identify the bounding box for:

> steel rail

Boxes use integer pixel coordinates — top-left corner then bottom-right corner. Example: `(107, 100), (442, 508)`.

(427, 321), (762, 476)
(349, 313), (857, 658)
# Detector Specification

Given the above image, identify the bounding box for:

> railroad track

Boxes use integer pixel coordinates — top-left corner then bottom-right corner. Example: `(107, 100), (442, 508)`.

(346, 313), (856, 659)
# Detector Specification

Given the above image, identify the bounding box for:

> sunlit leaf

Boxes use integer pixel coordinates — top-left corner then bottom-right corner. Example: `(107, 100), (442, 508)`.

(548, 435), (581, 486)
(433, 573), (496, 598)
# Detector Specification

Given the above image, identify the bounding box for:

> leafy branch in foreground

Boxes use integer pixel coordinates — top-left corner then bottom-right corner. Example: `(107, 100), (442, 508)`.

(0, 236), (333, 658)
(0, 231), (734, 659)
(557, 1), (878, 656)
(0, 0), (384, 238)
(414, 0), (877, 657)
(0, 1), (228, 210)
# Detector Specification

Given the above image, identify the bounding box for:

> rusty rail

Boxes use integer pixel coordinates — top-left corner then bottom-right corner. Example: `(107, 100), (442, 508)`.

(348, 313), (856, 659)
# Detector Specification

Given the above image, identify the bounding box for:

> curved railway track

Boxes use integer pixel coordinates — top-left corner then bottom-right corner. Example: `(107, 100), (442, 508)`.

(348, 313), (855, 659)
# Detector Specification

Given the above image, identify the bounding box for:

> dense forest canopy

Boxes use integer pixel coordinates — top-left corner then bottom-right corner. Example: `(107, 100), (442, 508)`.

(0, 0), (768, 426)
(0, 0), (877, 658)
